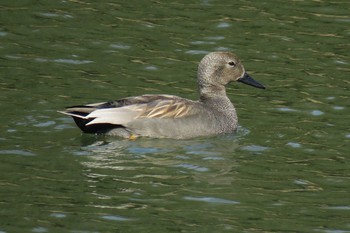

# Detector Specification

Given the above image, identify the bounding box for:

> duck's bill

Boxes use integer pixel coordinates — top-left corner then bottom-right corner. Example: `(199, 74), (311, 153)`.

(238, 73), (266, 89)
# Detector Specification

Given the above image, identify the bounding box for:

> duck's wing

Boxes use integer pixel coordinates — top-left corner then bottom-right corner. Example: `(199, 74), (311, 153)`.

(137, 97), (195, 119)
(59, 95), (198, 133)
(59, 95), (172, 116)
(85, 96), (197, 125)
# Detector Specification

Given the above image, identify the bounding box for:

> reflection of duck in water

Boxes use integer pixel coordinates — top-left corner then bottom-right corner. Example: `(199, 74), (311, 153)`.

(59, 52), (265, 139)
(79, 137), (243, 186)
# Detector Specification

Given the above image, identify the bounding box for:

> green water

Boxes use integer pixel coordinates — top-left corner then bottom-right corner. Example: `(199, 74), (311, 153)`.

(1, 1), (349, 232)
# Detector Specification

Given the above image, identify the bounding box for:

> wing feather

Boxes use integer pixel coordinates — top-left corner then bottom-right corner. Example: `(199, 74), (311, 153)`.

(86, 105), (145, 125)
(139, 99), (195, 119)
(60, 95), (197, 129)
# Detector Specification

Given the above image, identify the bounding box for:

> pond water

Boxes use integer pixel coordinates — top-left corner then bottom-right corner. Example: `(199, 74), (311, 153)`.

(1, 1), (349, 232)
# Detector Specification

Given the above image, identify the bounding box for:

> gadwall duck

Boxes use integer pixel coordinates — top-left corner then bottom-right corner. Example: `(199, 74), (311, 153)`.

(59, 52), (265, 139)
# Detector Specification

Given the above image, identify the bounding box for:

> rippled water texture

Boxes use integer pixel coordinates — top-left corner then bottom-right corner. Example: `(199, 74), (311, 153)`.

(0, 1), (349, 232)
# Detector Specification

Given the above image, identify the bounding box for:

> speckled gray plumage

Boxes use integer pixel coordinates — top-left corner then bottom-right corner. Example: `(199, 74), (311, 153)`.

(59, 51), (265, 139)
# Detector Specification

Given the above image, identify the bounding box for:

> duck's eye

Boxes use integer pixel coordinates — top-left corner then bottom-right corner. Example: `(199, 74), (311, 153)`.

(228, 61), (236, 67)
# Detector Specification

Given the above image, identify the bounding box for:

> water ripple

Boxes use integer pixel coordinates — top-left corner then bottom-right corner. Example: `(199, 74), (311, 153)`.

(174, 163), (209, 172)
(240, 145), (270, 153)
(216, 22), (231, 28)
(314, 229), (350, 233)
(34, 57), (93, 64)
(31, 227), (48, 233)
(190, 41), (216, 45)
(0, 149), (36, 156)
(34, 121), (56, 127)
(110, 43), (131, 49)
(38, 12), (73, 19)
(287, 142), (302, 148)
(276, 107), (298, 112)
(310, 110), (324, 116)
(100, 215), (133, 221)
(53, 59), (93, 65)
(333, 106), (344, 110)
(323, 206), (350, 210)
(205, 36), (225, 40)
(184, 196), (239, 204)
(144, 65), (158, 70)
(49, 213), (66, 218)
(185, 50), (210, 55)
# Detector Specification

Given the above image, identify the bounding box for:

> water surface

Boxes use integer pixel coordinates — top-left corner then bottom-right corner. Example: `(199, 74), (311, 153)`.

(0, 1), (349, 232)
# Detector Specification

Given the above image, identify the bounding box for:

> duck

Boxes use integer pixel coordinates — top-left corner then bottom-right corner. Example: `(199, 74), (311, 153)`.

(59, 51), (265, 139)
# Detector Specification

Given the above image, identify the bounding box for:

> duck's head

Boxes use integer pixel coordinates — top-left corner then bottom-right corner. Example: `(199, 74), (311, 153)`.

(197, 52), (265, 93)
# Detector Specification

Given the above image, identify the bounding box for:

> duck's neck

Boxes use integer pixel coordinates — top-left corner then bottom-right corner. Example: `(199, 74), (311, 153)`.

(198, 83), (227, 97)
(199, 84), (234, 110)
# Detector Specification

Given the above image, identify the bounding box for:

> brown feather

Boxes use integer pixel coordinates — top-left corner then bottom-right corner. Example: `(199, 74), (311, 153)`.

(139, 99), (194, 119)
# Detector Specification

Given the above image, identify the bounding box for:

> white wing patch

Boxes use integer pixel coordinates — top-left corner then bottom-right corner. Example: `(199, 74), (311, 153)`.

(86, 105), (145, 126)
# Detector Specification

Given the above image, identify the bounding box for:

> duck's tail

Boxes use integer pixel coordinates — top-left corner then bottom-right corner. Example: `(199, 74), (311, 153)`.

(58, 104), (120, 134)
